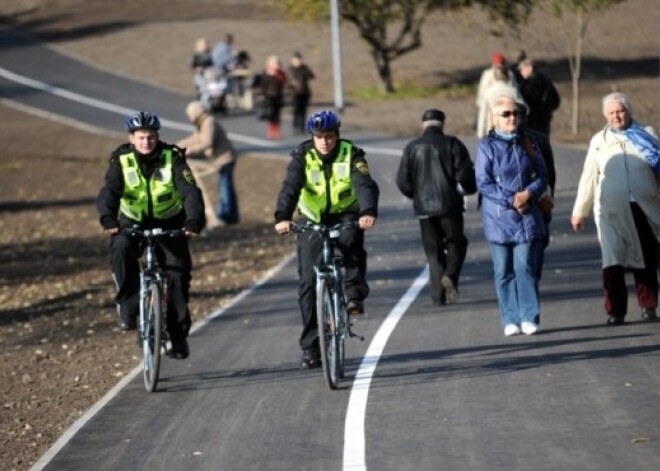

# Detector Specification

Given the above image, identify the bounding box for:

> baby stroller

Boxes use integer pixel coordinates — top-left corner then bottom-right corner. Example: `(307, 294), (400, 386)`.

(194, 67), (229, 113)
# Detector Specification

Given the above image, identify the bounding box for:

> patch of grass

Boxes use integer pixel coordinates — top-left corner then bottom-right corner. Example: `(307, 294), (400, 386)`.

(350, 83), (476, 102)
(0, 161), (22, 172)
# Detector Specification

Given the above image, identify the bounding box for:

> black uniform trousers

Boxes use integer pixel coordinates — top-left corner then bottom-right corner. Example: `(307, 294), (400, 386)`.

(296, 221), (369, 350)
(292, 92), (311, 134)
(110, 232), (192, 340)
(419, 214), (468, 304)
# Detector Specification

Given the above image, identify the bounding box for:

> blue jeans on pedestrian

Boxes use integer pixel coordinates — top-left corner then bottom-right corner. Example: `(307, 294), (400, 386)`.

(489, 241), (541, 328)
(217, 162), (239, 224)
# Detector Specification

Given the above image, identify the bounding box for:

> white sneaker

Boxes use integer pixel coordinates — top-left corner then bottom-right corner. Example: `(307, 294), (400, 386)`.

(504, 324), (521, 336)
(521, 322), (540, 335)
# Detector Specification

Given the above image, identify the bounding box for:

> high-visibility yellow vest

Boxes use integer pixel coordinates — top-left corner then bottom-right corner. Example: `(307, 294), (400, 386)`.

(118, 149), (183, 222)
(297, 141), (358, 222)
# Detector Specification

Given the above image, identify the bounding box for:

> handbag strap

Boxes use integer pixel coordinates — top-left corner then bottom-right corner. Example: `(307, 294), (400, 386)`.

(522, 132), (536, 162)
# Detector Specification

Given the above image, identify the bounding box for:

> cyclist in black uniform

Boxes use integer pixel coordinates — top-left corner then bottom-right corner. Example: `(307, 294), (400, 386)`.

(97, 112), (205, 359)
(274, 110), (380, 368)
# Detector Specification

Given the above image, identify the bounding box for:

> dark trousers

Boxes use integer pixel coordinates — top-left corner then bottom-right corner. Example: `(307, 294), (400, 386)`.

(296, 221), (368, 350)
(602, 203), (658, 317)
(419, 215), (468, 303)
(110, 232), (192, 340)
(292, 93), (310, 134)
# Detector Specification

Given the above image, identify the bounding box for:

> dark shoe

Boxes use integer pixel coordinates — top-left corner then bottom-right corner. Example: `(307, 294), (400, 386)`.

(641, 308), (657, 321)
(432, 298), (446, 306)
(607, 314), (625, 326)
(441, 275), (459, 304)
(301, 347), (321, 369)
(347, 299), (364, 316)
(118, 314), (137, 332)
(169, 338), (190, 359)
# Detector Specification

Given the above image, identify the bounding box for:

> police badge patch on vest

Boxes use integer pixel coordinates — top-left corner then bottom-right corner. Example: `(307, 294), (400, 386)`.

(356, 160), (370, 175)
(183, 169), (196, 185)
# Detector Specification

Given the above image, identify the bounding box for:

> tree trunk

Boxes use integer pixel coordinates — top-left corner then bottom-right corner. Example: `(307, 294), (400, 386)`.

(372, 48), (395, 93)
(571, 8), (585, 136)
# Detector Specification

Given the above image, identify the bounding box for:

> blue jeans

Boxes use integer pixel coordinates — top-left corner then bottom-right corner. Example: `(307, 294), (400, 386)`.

(217, 162), (239, 224)
(489, 241), (542, 328)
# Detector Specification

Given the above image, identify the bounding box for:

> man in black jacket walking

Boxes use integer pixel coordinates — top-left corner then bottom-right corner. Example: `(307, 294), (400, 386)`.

(396, 109), (476, 305)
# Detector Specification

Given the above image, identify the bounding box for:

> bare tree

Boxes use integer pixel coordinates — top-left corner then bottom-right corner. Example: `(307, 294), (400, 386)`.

(275, 0), (533, 93)
(549, 0), (627, 134)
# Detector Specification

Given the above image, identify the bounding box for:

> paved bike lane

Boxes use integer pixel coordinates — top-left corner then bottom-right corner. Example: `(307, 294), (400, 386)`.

(2, 26), (659, 471)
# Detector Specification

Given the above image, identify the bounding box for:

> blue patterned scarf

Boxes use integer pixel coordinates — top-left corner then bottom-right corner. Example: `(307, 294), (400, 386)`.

(612, 122), (660, 172)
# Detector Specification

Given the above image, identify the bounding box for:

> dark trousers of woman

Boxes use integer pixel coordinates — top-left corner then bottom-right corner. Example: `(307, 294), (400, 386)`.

(296, 220), (368, 351)
(292, 92), (310, 134)
(603, 203), (658, 318)
(419, 214), (468, 304)
(111, 232), (192, 340)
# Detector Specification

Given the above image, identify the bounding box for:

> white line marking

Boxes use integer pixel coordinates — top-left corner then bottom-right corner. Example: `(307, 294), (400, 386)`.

(30, 253), (297, 471)
(0, 66), (273, 147)
(343, 266), (429, 470)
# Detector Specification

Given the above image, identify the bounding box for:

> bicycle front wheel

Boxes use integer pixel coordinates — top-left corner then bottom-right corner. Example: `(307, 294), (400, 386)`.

(316, 278), (340, 390)
(142, 283), (163, 392)
(337, 295), (347, 379)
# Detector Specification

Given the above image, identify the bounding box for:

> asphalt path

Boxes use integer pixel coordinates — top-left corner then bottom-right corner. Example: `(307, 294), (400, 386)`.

(2, 26), (659, 471)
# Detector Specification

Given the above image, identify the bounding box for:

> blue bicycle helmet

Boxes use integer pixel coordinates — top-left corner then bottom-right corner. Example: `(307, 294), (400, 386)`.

(125, 111), (161, 132)
(306, 110), (341, 134)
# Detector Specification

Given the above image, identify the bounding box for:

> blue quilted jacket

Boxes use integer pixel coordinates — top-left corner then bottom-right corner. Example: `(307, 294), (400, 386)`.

(476, 132), (548, 244)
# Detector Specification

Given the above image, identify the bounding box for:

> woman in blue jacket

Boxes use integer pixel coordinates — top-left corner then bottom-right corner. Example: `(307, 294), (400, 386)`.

(476, 95), (549, 336)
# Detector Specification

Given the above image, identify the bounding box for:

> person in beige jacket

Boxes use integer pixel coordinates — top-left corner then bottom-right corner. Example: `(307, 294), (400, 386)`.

(571, 92), (660, 325)
(178, 101), (239, 228)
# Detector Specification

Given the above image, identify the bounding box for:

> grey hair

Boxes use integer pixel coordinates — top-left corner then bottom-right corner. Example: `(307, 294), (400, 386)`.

(602, 92), (633, 117)
(490, 95), (516, 116)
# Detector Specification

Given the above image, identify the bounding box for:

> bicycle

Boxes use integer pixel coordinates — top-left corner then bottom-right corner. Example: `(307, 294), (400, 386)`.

(123, 226), (184, 392)
(292, 221), (364, 390)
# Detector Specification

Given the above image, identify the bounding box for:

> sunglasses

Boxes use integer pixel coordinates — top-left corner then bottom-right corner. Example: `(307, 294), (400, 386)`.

(498, 110), (519, 118)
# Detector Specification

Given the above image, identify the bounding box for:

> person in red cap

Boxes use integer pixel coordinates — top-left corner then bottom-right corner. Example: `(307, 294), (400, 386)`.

(491, 53), (506, 66)
(475, 52), (521, 138)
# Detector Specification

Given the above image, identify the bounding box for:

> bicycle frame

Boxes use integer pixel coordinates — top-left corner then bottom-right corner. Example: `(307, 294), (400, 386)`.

(293, 221), (363, 389)
(124, 227), (183, 392)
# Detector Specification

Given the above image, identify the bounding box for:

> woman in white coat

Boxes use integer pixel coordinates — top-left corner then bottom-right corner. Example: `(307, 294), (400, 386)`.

(571, 92), (660, 325)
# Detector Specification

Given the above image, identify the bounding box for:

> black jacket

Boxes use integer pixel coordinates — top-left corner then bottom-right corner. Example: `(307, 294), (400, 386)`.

(274, 139), (379, 223)
(97, 142), (206, 233)
(519, 69), (560, 134)
(396, 127), (476, 216)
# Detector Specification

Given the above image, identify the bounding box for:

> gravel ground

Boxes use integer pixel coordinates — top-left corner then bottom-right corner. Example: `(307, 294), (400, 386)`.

(0, 0), (657, 469)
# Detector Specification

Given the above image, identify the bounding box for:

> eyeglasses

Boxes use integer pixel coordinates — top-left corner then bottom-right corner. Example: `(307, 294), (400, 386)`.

(498, 110), (519, 118)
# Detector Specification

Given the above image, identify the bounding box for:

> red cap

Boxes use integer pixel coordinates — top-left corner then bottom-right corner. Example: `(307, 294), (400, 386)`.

(491, 53), (506, 65)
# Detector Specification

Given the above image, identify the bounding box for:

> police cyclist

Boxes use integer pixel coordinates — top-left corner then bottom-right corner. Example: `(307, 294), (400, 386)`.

(274, 110), (380, 368)
(97, 111), (205, 359)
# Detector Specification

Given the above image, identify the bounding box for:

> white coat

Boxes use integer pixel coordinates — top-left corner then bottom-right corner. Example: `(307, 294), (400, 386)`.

(572, 124), (660, 268)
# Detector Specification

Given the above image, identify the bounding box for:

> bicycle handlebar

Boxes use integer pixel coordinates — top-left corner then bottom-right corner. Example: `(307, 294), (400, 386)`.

(290, 220), (356, 235)
(122, 226), (186, 240)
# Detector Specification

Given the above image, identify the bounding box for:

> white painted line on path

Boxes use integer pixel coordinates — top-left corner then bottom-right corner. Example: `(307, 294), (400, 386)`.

(30, 253), (297, 471)
(0, 66), (272, 147)
(343, 266), (429, 470)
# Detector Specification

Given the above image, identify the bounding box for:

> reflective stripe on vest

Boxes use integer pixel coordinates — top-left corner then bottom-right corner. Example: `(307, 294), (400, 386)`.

(297, 141), (358, 222)
(118, 149), (184, 222)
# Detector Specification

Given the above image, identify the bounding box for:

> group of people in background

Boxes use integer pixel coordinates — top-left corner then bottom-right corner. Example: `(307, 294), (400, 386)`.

(189, 34), (315, 141)
(182, 33), (318, 231)
(476, 51), (560, 138)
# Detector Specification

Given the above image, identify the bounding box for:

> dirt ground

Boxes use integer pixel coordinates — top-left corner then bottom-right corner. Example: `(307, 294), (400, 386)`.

(0, 0), (657, 469)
